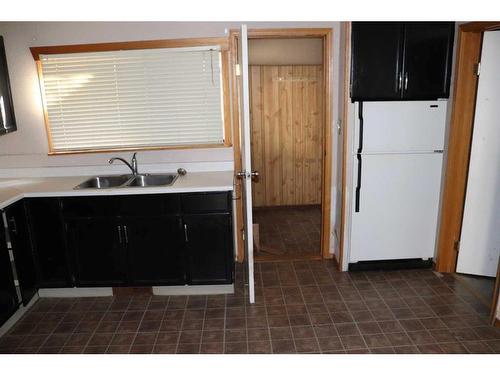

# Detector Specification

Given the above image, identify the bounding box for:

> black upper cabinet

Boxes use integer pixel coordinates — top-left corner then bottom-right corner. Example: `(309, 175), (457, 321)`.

(0, 36), (17, 136)
(184, 213), (233, 285)
(350, 22), (455, 101)
(0, 224), (19, 325)
(25, 198), (72, 288)
(351, 22), (404, 101)
(402, 23), (455, 100)
(126, 216), (185, 286)
(5, 201), (37, 305)
(66, 218), (128, 287)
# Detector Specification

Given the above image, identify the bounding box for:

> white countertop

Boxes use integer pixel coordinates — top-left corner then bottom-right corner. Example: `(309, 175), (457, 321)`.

(0, 171), (234, 210)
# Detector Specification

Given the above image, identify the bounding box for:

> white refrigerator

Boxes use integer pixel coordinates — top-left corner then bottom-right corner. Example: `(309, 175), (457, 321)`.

(349, 101), (446, 263)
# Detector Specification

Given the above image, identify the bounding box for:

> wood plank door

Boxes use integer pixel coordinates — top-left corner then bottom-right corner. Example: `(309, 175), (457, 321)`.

(456, 31), (500, 277)
(237, 24), (255, 304)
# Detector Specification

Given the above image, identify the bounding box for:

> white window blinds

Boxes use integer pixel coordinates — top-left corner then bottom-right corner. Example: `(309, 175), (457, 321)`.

(39, 46), (225, 152)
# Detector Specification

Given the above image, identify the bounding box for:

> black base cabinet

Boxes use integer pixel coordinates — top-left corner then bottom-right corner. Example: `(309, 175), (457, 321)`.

(184, 213), (233, 285)
(25, 198), (72, 288)
(4, 201), (37, 305)
(61, 192), (234, 287)
(66, 218), (128, 287)
(0, 191), (234, 295)
(126, 216), (186, 286)
(0, 225), (19, 326)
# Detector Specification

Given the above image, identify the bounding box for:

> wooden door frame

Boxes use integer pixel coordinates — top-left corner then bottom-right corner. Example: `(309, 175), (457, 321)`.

(435, 21), (500, 272)
(434, 21), (500, 325)
(229, 28), (333, 262)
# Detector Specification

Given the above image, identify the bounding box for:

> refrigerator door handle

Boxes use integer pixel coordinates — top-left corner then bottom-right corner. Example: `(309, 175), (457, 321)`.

(355, 154), (362, 213)
(355, 101), (364, 213)
(357, 102), (364, 153)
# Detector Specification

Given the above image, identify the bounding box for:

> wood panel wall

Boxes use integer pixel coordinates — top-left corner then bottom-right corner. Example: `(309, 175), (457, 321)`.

(249, 65), (324, 207)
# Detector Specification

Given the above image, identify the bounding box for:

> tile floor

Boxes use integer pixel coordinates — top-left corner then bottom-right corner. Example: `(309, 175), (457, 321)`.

(253, 205), (321, 256)
(453, 274), (496, 308)
(1, 260), (499, 354)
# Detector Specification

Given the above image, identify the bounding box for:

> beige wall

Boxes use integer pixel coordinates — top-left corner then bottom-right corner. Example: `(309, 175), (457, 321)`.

(0, 21), (343, 253)
(249, 38), (323, 65)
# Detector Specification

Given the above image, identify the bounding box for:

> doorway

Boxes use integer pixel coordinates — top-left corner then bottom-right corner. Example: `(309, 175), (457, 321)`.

(435, 22), (500, 325)
(230, 28), (333, 263)
(248, 38), (324, 259)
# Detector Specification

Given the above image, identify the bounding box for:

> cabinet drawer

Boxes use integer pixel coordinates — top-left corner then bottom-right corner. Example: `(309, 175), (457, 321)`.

(117, 194), (181, 216)
(62, 194), (181, 217)
(62, 196), (118, 217)
(181, 192), (231, 213)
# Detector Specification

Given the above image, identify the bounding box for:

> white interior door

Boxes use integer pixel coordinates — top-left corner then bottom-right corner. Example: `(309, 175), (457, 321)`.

(456, 31), (500, 277)
(237, 25), (255, 303)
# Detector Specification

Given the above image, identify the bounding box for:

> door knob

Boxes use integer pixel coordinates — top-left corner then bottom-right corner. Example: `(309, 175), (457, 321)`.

(237, 170), (260, 180)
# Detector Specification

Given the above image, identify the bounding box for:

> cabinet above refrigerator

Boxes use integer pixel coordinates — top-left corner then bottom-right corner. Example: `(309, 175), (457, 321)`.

(350, 22), (455, 101)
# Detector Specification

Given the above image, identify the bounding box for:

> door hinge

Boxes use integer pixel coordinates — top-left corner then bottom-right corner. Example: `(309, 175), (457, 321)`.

(242, 229), (245, 241)
(474, 62), (481, 77)
(454, 240), (460, 253)
(235, 64), (241, 76)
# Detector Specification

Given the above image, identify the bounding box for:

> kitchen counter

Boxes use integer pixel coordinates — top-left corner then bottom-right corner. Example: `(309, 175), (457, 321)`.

(0, 171), (234, 210)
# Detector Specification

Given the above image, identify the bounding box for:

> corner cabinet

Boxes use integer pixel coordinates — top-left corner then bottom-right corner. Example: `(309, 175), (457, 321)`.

(25, 198), (72, 288)
(4, 201), (37, 305)
(350, 22), (455, 101)
(0, 223), (18, 326)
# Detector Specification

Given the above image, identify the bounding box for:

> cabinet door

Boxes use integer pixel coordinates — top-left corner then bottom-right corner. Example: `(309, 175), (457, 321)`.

(5, 201), (37, 305)
(184, 214), (233, 285)
(351, 22), (405, 101)
(0, 226), (19, 326)
(126, 216), (185, 285)
(66, 218), (127, 286)
(402, 22), (455, 99)
(26, 198), (72, 288)
(0, 36), (17, 136)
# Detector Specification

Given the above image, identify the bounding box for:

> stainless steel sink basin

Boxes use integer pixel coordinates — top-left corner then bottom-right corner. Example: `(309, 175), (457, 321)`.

(125, 174), (178, 187)
(74, 173), (178, 190)
(74, 175), (133, 190)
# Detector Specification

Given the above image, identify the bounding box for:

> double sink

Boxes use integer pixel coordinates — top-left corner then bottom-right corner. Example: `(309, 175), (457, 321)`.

(74, 173), (178, 190)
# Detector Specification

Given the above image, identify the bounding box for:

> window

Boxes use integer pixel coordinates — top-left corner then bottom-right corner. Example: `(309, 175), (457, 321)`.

(32, 39), (230, 154)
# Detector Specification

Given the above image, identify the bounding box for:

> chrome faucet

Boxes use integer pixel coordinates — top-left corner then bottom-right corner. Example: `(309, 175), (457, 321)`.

(109, 152), (139, 175)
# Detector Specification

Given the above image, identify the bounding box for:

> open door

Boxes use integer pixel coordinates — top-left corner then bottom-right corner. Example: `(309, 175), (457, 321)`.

(237, 25), (256, 303)
(456, 31), (500, 277)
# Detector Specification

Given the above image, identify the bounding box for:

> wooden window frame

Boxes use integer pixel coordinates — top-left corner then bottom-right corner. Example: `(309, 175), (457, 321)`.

(229, 28), (333, 263)
(30, 37), (232, 155)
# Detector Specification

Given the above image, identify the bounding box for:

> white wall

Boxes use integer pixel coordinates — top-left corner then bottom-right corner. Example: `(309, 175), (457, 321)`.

(0, 21), (343, 253)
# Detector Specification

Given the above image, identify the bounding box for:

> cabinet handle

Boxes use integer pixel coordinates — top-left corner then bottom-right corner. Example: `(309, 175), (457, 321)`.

(397, 71), (402, 92)
(8, 217), (17, 234)
(117, 225), (122, 244)
(123, 225), (129, 244)
(404, 72), (408, 91)
(184, 224), (188, 242)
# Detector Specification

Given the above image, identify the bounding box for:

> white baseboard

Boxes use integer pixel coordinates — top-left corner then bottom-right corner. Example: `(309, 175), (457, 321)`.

(152, 284), (234, 295)
(38, 287), (113, 298)
(0, 293), (39, 338)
